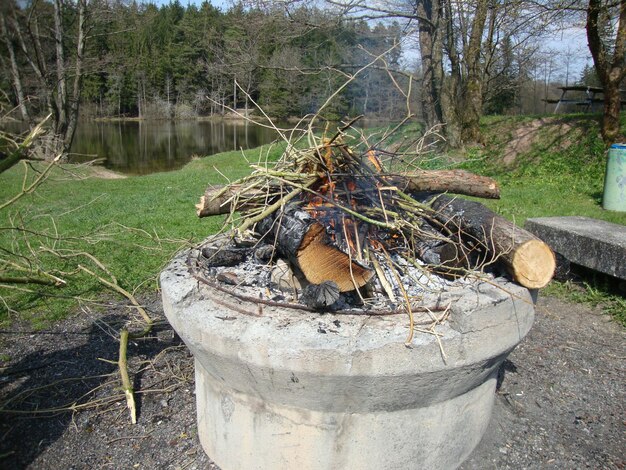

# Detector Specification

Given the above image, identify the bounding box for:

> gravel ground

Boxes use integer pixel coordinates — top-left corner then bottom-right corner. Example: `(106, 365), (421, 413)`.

(0, 293), (624, 469)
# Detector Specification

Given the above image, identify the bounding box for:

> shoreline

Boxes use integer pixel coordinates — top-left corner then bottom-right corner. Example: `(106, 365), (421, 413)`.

(92, 114), (253, 123)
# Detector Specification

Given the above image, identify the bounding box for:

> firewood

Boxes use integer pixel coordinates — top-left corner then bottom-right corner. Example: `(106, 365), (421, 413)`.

(196, 170), (500, 218)
(414, 220), (469, 268)
(256, 205), (373, 292)
(196, 184), (262, 217)
(201, 245), (249, 267)
(394, 169), (500, 199)
(301, 281), (341, 309)
(428, 195), (555, 289)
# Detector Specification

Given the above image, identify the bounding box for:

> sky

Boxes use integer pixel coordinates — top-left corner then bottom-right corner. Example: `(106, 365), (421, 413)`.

(546, 27), (592, 81)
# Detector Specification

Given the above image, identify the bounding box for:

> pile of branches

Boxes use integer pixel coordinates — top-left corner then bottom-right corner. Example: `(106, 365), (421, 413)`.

(196, 123), (554, 313)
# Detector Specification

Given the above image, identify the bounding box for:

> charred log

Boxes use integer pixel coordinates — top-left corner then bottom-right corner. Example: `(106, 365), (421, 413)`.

(201, 245), (249, 268)
(254, 244), (276, 263)
(413, 219), (470, 268)
(428, 195), (555, 289)
(256, 204), (373, 292)
(301, 281), (341, 310)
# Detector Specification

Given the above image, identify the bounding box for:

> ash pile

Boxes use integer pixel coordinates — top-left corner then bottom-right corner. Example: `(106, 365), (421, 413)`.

(191, 123), (555, 320)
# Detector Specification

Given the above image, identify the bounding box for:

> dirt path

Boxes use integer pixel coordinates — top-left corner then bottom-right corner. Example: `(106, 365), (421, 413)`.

(1, 294), (624, 469)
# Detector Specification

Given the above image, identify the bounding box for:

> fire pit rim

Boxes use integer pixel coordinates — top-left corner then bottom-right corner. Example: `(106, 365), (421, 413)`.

(162, 243), (535, 412)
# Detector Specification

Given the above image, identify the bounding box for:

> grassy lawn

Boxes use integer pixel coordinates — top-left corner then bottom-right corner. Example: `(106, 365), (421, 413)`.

(462, 114), (626, 225)
(1, 114), (624, 326)
(462, 114), (626, 324)
(0, 143), (285, 325)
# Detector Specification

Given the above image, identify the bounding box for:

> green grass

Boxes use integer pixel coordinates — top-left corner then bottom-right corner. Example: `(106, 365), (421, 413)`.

(461, 113), (626, 226)
(0, 143), (285, 326)
(460, 113), (626, 325)
(543, 278), (626, 326)
(2, 114), (625, 327)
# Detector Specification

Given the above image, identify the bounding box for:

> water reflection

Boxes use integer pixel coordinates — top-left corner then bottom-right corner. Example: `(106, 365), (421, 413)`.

(69, 120), (280, 175)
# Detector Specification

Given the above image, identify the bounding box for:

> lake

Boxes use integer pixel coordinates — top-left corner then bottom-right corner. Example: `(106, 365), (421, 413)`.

(69, 120), (282, 175)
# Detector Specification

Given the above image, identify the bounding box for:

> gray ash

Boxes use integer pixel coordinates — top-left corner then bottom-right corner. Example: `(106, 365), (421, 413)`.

(197, 235), (482, 313)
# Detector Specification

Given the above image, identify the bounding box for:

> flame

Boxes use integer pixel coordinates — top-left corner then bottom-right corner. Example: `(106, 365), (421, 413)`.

(367, 150), (384, 173)
(300, 144), (397, 262)
(369, 239), (383, 250)
(322, 142), (334, 173)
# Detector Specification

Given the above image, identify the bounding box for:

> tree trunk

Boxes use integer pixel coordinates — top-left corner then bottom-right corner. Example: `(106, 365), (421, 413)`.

(53, 0), (68, 138)
(586, 0), (626, 144)
(12, 11), (54, 119)
(416, 0), (444, 132)
(428, 195), (555, 289)
(63, 0), (87, 154)
(0, 13), (30, 122)
(460, 0), (489, 144)
(440, 0), (462, 148)
(601, 85), (624, 142)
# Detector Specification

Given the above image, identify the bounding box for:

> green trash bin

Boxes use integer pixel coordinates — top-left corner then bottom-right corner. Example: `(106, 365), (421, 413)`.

(603, 143), (626, 212)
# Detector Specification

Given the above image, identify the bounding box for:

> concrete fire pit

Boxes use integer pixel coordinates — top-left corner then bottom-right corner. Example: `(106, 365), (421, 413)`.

(161, 246), (535, 470)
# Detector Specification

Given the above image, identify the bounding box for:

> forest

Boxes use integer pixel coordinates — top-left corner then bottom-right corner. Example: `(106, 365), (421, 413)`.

(0, 0), (624, 156)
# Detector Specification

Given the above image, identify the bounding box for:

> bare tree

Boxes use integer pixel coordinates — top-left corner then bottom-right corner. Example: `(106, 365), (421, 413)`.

(0, 9), (30, 123)
(1, 0), (91, 159)
(292, 0), (562, 146)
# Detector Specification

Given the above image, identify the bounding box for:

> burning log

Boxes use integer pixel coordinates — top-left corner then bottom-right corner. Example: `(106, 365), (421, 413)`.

(196, 170), (500, 218)
(256, 204), (373, 292)
(428, 195), (555, 289)
(194, 130), (552, 303)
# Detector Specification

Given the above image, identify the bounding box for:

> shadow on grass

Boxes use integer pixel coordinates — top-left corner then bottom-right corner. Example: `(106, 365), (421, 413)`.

(590, 191), (604, 205)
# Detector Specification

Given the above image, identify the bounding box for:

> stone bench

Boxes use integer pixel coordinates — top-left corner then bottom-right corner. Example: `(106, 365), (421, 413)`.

(525, 216), (626, 280)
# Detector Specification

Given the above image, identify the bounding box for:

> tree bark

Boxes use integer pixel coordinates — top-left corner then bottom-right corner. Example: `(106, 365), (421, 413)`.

(0, 13), (30, 122)
(394, 169), (500, 199)
(460, 0), (489, 144)
(63, 0), (87, 154)
(586, 0), (626, 144)
(53, 0), (68, 139)
(428, 195), (555, 289)
(416, 0), (445, 132)
(440, 0), (462, 148)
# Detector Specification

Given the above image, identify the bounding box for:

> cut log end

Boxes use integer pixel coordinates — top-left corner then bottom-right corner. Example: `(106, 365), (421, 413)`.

(510, 239), (556, 289)
(297, 223), (373, 292)
(196, 195), (207, 217)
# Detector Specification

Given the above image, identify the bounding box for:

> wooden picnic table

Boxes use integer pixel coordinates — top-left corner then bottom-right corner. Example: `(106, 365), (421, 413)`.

(544, 86), (626, 112)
